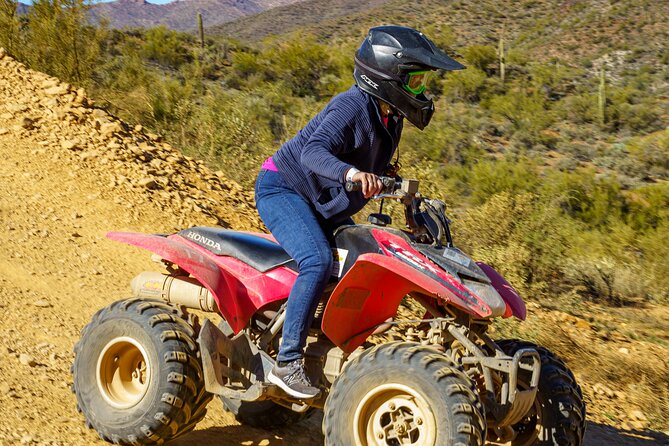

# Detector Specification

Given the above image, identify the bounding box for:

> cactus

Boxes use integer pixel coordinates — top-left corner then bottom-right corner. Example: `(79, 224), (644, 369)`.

(498, 35), (506, 83)
(598, 66), (606, 125)
(198, 13), (204, 49)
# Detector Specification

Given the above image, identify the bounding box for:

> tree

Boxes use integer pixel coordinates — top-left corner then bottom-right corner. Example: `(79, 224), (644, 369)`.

(0, 0), (20, 55)
(24, 0), (102, 84)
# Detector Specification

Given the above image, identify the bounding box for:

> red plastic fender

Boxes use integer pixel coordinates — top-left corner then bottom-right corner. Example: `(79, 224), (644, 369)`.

(107, 232), (254, 331)
(476, 262), (527, 320)
(322, 253), (492, 353)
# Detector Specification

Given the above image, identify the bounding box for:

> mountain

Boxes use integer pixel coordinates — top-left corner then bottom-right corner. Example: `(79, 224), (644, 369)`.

(87, 0), (305, 32)
(17, 2), (29, 14)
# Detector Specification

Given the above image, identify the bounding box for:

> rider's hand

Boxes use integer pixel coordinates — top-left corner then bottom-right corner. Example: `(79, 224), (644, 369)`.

(352, 171), (383, 198)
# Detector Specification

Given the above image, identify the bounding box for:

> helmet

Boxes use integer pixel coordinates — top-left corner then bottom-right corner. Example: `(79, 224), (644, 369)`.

(354, 25), (465, 130)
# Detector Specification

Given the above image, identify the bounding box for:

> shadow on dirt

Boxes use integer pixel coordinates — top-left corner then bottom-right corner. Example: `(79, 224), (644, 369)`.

(170, 418), (669, 446)
(585, 422), (669, 446)
(169, 412), (324, 446)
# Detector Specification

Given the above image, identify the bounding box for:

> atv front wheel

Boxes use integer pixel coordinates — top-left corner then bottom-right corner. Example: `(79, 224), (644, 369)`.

(72, 299), (212, 444)
(496, 340), (586, 446)
(323, 342), (485, 446)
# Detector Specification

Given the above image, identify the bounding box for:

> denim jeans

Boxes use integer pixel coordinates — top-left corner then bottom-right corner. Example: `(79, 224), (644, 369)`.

(254, 169), (334, 363)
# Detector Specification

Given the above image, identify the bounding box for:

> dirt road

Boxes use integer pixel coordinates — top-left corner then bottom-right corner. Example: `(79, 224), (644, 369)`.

(0, 51), (667, 445)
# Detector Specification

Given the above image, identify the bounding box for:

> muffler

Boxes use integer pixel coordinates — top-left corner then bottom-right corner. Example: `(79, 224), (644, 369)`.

(130, 271), (218, 312)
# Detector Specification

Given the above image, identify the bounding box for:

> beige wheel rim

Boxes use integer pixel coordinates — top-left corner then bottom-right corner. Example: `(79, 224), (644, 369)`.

(353, 383), (437, 446)
(96, 336), (151, 409)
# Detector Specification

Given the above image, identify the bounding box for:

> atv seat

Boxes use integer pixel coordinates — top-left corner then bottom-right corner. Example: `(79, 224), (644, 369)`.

(177, 227), (297, 273)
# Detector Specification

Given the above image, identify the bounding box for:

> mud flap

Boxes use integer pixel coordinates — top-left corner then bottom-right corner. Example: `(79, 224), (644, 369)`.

(197, 319), (274, 401)
(197, 319), (318, 411)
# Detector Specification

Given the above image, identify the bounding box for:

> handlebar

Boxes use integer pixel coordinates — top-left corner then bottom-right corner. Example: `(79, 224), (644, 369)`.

(344, 177), (418, 196)
(345, 176), (399, 193)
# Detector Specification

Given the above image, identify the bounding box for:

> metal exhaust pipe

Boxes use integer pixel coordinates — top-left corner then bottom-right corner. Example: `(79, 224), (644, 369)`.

(130, 271), (218, 312)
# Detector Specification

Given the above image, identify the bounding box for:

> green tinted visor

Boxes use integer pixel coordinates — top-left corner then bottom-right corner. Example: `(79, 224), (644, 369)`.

(403, 70), (431, 95)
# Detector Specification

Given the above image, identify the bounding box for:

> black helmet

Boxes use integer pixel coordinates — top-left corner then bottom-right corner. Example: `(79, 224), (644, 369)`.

(354, 25), (465, 130)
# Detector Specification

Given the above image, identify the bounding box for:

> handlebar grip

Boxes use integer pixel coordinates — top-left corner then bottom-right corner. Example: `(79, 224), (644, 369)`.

(345, 181), (361, 192)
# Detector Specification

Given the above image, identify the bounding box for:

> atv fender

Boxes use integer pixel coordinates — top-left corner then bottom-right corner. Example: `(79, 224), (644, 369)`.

(322, 253), (492, 352)
(107, 232), (246, 329)
(476, 262), (527, 320)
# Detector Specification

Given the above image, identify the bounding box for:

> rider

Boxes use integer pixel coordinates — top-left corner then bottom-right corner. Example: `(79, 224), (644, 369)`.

(255, 25), (465, 399)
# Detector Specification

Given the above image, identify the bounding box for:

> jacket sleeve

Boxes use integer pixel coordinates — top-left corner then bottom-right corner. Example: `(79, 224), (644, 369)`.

(299, 102), (361, 183)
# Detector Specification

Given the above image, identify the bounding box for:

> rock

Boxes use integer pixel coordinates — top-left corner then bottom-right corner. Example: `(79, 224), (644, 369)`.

(574, 319), (591, 330)
(19, 354), (37, 367)
(41, 79), (59, 89)
(618, 347), (629, 354)
(138, 177), (159, 190)
(258, 440), (270, 446)
(91, 108), (107, 119)
(0, 128), (8, 135)
(33, 300), (52, 308)
(60, 140), (79, 151)
(44, 85), (69, 96)
(629, 410), (647, 421)
(20, 434), (33, 444)
(100, 122), (122, 136)
(0, 112), (12, 120)
(22, 117), (35, 130)
(0, 382), (11, 395)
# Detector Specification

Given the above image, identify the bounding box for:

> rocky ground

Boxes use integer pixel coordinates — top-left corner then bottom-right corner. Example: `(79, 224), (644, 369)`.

(0, 50), (667, 445)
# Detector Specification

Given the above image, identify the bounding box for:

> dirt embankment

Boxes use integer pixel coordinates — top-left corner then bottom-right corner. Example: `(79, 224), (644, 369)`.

(0, 49), (667, 446)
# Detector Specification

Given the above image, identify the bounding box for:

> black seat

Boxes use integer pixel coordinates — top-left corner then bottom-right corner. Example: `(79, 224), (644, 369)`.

(178, 227), (297, 273)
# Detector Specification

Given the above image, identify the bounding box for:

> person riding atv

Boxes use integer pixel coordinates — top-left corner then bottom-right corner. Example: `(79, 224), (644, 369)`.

(256, 25), (465, 399)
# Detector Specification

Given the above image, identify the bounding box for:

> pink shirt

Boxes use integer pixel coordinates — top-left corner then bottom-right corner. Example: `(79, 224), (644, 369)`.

(262, 156), (278, 172)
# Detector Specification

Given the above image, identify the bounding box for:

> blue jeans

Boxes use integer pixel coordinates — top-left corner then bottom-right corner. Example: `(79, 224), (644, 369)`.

(255, 169), (334, 363)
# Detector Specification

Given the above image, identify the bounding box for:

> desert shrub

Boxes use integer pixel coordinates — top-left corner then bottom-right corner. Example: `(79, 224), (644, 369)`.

(539, 168), (625, 227)
(229, 36), (347, 98)
(0, 0), (20, 55)
(173, 90), (273, 183)
(442, 67), (489, 102)
(462, 44), (497, 72)
(455, 192), (568, 296)
(22, 0), (103, 84)
(402, 102), (486, 165)
(558, 93), (599, 124)
(141, 25), (192, 68)
(486, 89), (554, 147)
(625, 129), (669, 179)
(637, 222), (669, 302)
(622, 183), (669, 230)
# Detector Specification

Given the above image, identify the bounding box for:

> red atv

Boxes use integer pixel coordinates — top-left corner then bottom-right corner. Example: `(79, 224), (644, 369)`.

(72, 177), (585, 446)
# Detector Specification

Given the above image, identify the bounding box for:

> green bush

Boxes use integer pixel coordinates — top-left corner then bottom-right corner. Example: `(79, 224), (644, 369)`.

(23, 0), (103, 84)
(442, 67), (489, 102)
(462, 44), (497, 72)
(141, 25), (192, 68)
(455, 192), (568, 296)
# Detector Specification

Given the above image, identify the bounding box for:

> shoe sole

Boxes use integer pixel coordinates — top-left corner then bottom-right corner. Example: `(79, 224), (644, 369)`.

(268, 370), (319, 400)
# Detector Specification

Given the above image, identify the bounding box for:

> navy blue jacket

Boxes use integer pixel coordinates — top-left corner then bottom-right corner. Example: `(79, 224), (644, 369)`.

(273, 85), (403, 222)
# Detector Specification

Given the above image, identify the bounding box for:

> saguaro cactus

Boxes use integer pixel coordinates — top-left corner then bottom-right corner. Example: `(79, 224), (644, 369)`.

(198, 13), (204, 49)
(598, 66), (606, 125)
(498, 35), (506, 83)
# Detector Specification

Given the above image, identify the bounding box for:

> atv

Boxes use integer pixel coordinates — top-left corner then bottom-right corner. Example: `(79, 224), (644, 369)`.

(72, 176), (586, 446)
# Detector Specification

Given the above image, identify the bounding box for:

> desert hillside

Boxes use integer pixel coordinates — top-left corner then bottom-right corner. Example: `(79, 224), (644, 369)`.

(0, 50), (667, 446)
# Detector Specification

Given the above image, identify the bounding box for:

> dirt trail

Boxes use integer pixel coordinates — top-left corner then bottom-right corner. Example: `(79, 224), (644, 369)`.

(0, 50), (667, 445)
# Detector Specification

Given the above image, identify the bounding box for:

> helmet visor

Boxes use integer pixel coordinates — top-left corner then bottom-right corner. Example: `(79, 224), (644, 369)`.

(403, 70), (431, 95)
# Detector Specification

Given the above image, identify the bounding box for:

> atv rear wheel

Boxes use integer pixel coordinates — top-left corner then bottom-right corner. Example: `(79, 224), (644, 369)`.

(323, 342), (485, 446)
(496, 340), (586, 446)
(72, 299), (212, 445)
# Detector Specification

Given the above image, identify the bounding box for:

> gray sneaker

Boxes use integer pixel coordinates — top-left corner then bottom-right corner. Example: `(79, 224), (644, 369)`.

(268, 359), (320, 399)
